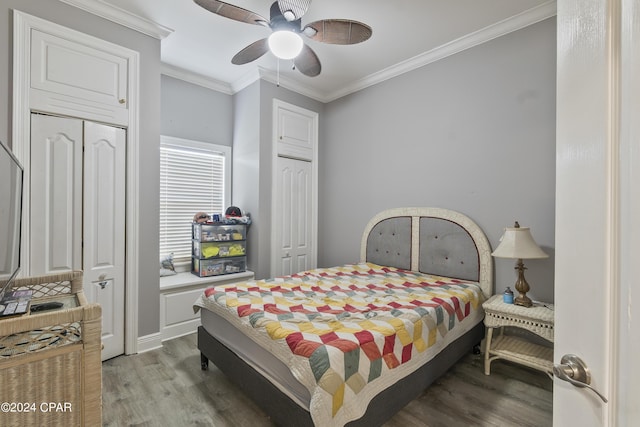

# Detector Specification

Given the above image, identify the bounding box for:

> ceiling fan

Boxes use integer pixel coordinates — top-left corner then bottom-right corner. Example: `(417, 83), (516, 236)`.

(194, 0), (373, 77)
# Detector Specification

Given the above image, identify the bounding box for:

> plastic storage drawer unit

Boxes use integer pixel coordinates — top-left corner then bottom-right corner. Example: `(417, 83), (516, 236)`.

(193, 223), (246, 242)
(193, 240), (246, 259)
(192, 257), (247, 277)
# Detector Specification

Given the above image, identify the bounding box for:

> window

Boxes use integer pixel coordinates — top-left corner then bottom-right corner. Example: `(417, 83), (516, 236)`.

(159, 136), (231, 265)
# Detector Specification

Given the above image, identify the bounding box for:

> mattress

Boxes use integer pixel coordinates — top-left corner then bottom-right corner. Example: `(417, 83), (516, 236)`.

(194, 263), (485, 426)
(201, 307), (312, 408)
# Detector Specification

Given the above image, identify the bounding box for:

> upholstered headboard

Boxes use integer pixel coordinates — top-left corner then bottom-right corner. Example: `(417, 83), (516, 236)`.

(360, 207), (493, 298)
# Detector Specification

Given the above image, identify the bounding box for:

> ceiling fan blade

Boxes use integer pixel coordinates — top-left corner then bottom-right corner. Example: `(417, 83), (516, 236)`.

(194, 0), (269, 26)
(277, 0), (311, 21)
(303, 19), (372, 45)
(294, 44), (321, 77)
(232, 38), (270, 65)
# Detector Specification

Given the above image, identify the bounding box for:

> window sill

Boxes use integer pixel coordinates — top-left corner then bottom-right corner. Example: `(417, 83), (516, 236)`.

(159, 270), (255, 292)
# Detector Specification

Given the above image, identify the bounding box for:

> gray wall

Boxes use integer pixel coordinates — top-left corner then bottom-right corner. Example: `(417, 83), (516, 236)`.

(161, 75), (233, 145)
(0, 0), (162, 337)
(319, 18), (557, 303)
(231, 81), (262, 276)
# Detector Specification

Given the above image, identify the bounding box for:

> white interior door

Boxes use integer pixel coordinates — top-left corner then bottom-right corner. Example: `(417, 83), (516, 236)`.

(274, 156), (313, 277)
(555, 0), (639, 425)
(30, 114), (126, 361)
(82, 122), (126, 361)
(271, 100), (318, 278)
(30, 114), (82, 275)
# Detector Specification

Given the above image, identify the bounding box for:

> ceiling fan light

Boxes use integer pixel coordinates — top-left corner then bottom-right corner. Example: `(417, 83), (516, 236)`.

(278, 0), (311, 21)
(302, 26), (317, 37)
(268, 31), (303, 59)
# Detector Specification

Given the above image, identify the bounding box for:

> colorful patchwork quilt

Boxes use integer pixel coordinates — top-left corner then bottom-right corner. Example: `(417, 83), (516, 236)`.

(194, 262), (485, 426)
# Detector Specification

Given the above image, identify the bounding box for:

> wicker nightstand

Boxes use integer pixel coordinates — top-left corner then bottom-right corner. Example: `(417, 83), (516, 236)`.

(483, 294), (554, 375)
(0, 271), (102, 426)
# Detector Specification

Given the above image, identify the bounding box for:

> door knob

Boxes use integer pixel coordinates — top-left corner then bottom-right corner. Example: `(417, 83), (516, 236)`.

(98, 281), (108, 289)
(553, 354), (608, 403)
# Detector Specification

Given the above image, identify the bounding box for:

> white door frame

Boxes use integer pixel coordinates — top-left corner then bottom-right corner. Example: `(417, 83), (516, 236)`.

(11, 11), (140, 355)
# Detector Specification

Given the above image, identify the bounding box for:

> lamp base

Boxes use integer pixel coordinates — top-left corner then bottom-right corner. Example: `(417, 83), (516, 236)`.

(514, 294), (533, 308)
(514, 259), (533, 308)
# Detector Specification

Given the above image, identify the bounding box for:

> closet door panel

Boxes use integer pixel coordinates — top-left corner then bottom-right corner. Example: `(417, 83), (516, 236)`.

(30, 114), (83, 275)
(274, 156), (313, 276)
(294, 161), (312, 273)
(30, 29), (129, 125)
(276, 158), (295, 276)
(83, 122), (126, 360)
(276, 107), (314, 161)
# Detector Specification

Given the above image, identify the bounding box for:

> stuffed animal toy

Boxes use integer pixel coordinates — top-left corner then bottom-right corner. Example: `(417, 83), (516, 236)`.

(193, 212), (210, 223)
(159, 253), (177, 277)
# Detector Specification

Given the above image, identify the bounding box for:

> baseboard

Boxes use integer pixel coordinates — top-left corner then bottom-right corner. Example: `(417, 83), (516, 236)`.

(136, 332), (163, 354)
(161, 318), (201, 342)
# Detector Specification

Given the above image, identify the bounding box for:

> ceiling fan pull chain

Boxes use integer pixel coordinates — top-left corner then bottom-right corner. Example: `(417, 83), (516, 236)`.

(277, 59), (280, 87)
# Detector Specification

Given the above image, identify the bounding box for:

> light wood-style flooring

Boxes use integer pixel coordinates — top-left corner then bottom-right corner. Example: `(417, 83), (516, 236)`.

(102, 333), (552, 427)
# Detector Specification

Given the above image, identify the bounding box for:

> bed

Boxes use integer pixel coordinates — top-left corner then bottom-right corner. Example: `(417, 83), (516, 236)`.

(194, 207), (493, 426)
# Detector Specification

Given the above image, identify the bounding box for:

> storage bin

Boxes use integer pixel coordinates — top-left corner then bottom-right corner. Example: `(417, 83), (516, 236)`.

(192, 223), (246, 242)
(193, 240), (246, 259)
(192, 256), (247, 277)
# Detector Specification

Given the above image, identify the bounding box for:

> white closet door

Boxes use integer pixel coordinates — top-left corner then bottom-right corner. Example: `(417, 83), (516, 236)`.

(272, 100), (318, 278)
(30, 114), (83, 275)
(30, 114), (126, 361)
(274, 156), (313, 276)
(83, 122), (126, 360)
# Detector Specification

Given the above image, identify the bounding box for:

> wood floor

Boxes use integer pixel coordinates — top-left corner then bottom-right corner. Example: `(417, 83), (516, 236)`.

(102, 333), (552, 427)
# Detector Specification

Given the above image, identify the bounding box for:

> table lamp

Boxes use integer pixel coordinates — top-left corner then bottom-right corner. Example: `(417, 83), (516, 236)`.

(492, 222), (548, 307)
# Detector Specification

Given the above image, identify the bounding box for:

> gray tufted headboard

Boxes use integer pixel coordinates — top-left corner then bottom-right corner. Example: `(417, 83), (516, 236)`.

(360, 207), (493, 298)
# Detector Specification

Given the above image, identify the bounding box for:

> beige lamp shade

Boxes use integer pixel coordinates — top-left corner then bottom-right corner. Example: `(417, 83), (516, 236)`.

(492, 226), (548, 259)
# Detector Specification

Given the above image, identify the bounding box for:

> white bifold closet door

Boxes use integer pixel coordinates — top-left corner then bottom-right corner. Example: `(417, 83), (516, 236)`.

(274, 156), (313, 277)
(30, 113), (126, 361)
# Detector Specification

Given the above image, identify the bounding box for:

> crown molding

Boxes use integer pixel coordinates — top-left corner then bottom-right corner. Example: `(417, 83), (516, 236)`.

(57, 0), (173, 39)
(324, 0), (557, 102)
(255, 67), (326, 102)
(162, 64), (322, 100)
(161, 63), (233, 94)
(230, 68), (262, 94)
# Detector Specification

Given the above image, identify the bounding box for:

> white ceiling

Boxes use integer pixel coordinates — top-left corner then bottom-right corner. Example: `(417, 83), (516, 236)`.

(98, 0), (555, 102)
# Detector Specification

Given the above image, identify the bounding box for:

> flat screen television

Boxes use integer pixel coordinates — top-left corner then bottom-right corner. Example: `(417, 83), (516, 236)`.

(0, 139), (24, 301)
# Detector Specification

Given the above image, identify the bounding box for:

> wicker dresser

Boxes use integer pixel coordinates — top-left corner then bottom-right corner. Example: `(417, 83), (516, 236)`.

(483, 294), (554, 376)
(0, 271), (102, 427)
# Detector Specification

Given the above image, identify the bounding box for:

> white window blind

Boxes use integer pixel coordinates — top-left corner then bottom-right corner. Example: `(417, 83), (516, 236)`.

(159, 136), (230, 264)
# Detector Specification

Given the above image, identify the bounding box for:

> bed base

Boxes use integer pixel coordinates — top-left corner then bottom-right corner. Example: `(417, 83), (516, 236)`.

(198, 323), (484, 426)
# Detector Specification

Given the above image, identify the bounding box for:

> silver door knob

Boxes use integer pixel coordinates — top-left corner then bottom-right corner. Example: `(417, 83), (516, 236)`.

(98, 281), (108, 289)
(553, 354), (608, 403)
